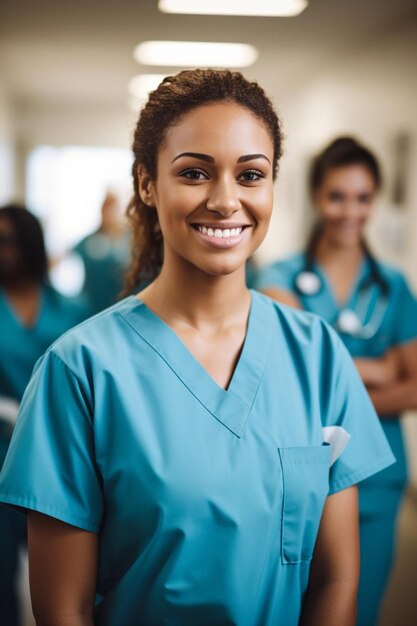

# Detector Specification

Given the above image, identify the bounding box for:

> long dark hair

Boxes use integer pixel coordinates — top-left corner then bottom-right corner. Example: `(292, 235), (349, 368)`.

(124, 69), (283, 295)
(305, 137), (384, 286)
(0, 203), (48, 283)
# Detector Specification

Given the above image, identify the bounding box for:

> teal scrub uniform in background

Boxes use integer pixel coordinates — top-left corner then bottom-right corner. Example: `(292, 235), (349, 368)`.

(245, 257), (258, 289)
(0, 291), (394, 625)
(73, 230), (131, 314)
(255, 254), (417, 626)
(0, 285), (88, 626)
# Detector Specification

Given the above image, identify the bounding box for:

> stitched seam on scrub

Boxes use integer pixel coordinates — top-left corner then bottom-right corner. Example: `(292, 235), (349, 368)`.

(328, 454), (396, 495)
(117, 310), (241, 433)
(0, 493), (100, 533)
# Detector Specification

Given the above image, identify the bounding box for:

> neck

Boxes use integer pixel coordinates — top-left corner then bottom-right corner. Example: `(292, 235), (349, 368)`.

(100, 223), (124, 238)
(139, 257), (250, 331)
(1, 278), (40, 297)
(315, 235), (364, 268)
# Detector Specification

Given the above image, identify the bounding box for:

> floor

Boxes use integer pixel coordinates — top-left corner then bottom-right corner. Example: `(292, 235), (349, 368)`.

(19, 493), (417, 626)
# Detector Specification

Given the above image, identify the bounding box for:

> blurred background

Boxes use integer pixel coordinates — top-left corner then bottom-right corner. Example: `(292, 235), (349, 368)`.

(0, 1), (416, 624)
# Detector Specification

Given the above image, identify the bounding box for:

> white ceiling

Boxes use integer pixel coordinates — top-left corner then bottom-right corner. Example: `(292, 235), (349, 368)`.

(0, 0), (416, 107)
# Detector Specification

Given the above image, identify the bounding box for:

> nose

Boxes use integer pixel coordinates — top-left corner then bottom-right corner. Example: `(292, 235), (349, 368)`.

(340, 201), (363, 220)
(205, 177), (241, 217)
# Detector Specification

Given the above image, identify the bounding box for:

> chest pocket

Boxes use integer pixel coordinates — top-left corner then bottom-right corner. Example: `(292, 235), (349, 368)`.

(278, 444), (330, 564)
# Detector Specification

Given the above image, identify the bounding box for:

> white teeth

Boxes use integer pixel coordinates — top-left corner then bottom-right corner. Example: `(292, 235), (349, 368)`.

(197, 226), (244, 238)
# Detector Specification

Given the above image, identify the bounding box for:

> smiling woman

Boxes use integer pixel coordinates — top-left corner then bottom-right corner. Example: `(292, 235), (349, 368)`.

(0, 71), (394, 626)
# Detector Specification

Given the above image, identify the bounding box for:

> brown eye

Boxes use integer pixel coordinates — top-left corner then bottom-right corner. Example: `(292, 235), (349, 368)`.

(328, 191), (344, 202)
(239, 169), (264, 182)
(180, 169), (208, 181)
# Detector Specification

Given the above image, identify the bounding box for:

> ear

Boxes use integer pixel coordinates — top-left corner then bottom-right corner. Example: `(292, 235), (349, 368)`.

(137, 165), (157, 207)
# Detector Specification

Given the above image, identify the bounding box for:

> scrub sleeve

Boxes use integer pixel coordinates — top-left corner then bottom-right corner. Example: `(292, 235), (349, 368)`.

(0, 351), (102, 532)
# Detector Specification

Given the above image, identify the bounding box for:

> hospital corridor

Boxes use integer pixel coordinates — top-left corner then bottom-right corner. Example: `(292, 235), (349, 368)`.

(1, 1), (417, 625)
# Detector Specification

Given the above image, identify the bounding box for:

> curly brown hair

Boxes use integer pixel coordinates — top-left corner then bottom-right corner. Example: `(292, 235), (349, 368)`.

(124, 69), (283, 295)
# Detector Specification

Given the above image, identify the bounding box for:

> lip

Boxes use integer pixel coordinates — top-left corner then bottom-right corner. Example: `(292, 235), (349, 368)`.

(190, 222), (252, 229)
(190, 224), (250, 249)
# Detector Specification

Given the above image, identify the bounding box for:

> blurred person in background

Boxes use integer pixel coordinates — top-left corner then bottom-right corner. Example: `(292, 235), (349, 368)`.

(73, 190), (131, 314)
(255, 137), (417, 626)
(0, 204), (89, 626)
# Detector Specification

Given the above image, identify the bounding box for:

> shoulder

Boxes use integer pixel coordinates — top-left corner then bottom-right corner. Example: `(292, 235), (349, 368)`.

(376, 260), (408, 286)
(256, 290), (339, 351)
(374, 261), (417, 301)
(43, 285), (90, 323)
(44, 296), (139, 374)
(263, 252), (304, 275)
(255, 252), (304, 290)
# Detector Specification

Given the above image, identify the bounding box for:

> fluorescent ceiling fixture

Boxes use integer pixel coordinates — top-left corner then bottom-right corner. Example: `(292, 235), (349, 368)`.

(159, 0), (308, 17)
(134, 41), (258, 67)
(128, 74), (167, 99)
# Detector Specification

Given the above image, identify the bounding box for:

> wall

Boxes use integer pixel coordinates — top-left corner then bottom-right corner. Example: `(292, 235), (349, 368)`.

(0, 85), (16, 203)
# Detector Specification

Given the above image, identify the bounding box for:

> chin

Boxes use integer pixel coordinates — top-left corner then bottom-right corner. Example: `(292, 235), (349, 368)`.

(331, 233), (360, 248)
(198, 259), (246, 278)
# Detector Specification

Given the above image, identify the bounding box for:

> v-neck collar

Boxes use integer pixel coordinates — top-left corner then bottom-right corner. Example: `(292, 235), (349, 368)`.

(308, 257), (369, 324)
(120, 290), (273, 438)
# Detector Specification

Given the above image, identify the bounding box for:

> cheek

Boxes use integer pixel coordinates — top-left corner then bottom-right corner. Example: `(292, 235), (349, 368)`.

(359, 205), (373, 220)
(251, 187), (274, 222)
(317, 204), (340, 221)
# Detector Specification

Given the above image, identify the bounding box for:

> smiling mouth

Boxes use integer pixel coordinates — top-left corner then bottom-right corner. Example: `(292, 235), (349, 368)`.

(191, 224), (250, 239)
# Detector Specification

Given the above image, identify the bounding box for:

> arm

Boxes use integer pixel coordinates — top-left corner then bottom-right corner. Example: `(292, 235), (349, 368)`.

(28, 511), (97, 626)
(300, 486), (359, 626)
(261, 287), (301, 308)
(367, 339), (417, 416)
(354, 349), (399, 388)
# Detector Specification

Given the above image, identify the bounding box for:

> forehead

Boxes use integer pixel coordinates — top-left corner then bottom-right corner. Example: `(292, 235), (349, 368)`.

(323, 164), (376, 190)
(160, 102), (273, 160)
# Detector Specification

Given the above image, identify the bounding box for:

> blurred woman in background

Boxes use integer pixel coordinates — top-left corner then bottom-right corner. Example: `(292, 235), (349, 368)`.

(255, 137), (417, 625)
(0, 204), (89, 626)
(73, 191), (131, 314)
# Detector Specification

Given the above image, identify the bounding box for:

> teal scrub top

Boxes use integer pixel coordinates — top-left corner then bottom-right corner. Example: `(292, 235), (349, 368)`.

(0, 285), (88, 411)
(74, 230), (131, 314)
(255, 254), (417, 509)
(0, 291), (394, 625)
(245, 258), (258, 289)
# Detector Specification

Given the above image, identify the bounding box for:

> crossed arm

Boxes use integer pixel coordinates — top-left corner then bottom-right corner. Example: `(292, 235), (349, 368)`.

(356, 339), (417, 416)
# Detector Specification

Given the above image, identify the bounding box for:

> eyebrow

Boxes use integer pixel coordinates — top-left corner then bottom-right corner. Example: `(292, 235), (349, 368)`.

(171, 152), (271, 165)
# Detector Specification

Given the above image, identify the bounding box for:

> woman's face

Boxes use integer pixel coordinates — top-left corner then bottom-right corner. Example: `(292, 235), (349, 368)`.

(140, 102), (274, 278)
(314, 164), (378, 248)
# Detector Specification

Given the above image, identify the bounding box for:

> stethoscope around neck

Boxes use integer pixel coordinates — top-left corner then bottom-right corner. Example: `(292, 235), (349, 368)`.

(294, 258), (389, 339)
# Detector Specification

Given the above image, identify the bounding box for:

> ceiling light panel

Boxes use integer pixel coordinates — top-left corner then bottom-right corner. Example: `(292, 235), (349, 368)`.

(159, 0), (308, 17)
(134, 41), (258, 68)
